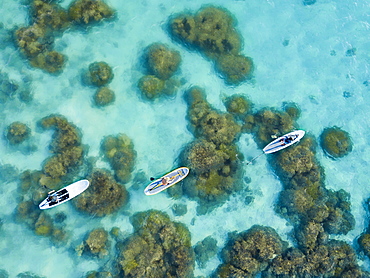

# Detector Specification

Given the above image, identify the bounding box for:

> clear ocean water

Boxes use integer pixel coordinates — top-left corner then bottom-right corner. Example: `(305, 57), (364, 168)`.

(0, 0), (369, 277)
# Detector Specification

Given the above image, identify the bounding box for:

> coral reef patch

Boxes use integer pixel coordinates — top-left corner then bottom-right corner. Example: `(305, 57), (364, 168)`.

(168, 6), (253, 85)
(39, 114), (85, 189)
(320, 126), (353, 159)
(117, 210), (195, 277)
(76, 228), (110, 258)
(138, 43), (182, 100)
(100, 134), (136, 183)
(5, 122), (31, 145)
(215, 225), (287, 277)
(14, 0), (115, 73)
(167, 87), (244, 214)
(74, 169), (129, 217)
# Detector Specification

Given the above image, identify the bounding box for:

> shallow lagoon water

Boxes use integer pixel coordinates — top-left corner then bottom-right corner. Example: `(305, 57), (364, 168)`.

(0, 0), (370, 277)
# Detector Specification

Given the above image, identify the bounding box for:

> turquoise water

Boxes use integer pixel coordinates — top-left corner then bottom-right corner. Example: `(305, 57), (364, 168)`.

(0, 0), (370, 277)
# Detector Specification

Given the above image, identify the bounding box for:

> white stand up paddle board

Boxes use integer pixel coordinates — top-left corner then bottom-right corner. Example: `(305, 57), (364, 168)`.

(263, 130), (305, 154)
(39, 179), (90, 209)
(246, 130), (305, 165)
(144, 167), (189, 196)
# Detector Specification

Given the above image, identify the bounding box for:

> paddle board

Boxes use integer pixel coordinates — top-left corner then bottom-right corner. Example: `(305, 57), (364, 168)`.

(263, 130), (305, 154)
(39, 179), (90, 209)
(144, 167), (189, 195)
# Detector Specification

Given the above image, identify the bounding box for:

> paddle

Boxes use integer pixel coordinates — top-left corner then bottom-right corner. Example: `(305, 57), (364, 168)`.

(245, 152), (264, 165)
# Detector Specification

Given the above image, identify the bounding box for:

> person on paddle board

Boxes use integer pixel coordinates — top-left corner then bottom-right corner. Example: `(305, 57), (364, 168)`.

(161, 177), (170, 185)
(281, 136), (295, 145)
(47, 190), (58, 202)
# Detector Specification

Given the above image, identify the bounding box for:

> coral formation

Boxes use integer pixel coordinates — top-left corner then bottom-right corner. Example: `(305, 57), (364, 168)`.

(17, 170), (69, 242)
(0, 164), (18, 184)
(359, 233), (370, 258)
(171, 203), (187, 216)
(273, 136), (319, 180)
(76, 228), (109, 258)
(93, 87), (115, 107)
(254, 114), (356, 235)
(169, 6), (253, 85)
(137, 75), (165, 99)
(283, 102), (301, 120)
(168, 87), (243, 214)
(198, 111), (241, 145)
(68, 0), (115, 25)
(84, 271), (113, 278)
(320, 126), (353, 159)
(117, 210), (194, 277)
(86, 62), (114, 87)
(215, 225), (287, 277)
(29, 50), (66, 73)
(30, 0), (70, 31)
(183, 140), (227, 174)
(138, 43), (182, 100)
(170, 6), (241, 56)
(5, 122), (31, 145)
(74, 169), (128, 216)
(17, 194), (67, 242)
(15, 24), (48, 58)
(194, 236), (218, 268)
(322, 189), (355, 235)
(229, 104), (364, 276)
(101, 134), (136, 183)
(358, 198), (370, 260)
(0, 71), (19, 103)
(185, 87), (241, 144)
(248, 108), (296, 148)
(14, 0), (70, 73)
(16, 272), (46, 278)
(303, 0), (316, 5)
(215, 54), (253, 85)
(14, 115), (86, 241)
(14, 0), (114, 73)
(224, 94), (252, 119)
(145, 43), (181, 80)
(39, 115), (84, 189)
(264, 240), (367, 277)
(0, 269), (8, 278)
